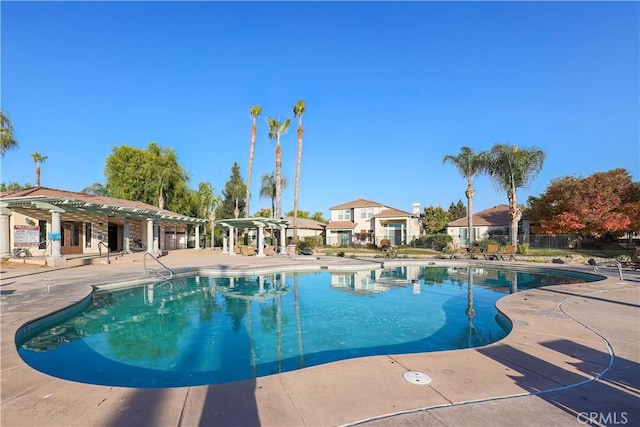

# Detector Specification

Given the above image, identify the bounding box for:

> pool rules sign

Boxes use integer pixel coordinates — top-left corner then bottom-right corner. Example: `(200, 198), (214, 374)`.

(14, 225), (40, 247)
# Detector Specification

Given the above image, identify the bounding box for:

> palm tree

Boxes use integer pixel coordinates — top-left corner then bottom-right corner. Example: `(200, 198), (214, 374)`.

(259, 172), (288, 219)
(442, 147), (484, 248)
(266, 117), (290, 219)
(0, 110), (18, 157)
(292, 100), (306, 241)
(31, 152), (48, 187)
(198, 182), (220, 246)
(246, 105), (262, 218)
(484, 143), (546, 245)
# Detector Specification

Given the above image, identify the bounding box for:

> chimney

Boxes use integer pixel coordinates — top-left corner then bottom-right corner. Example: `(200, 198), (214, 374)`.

(412, 202), (421, 215)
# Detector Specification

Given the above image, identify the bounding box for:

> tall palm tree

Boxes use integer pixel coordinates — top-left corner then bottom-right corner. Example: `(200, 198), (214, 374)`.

(442, 146), (484, 248)
(0, 110), (18, 157)
(292, 100), (306, 240)
(484, 143), (546, 245)
(259, 172), (288, 219)
(31, 152), (48, 187)
(266, 117), (290, 219)
(246, 105), (262, 218)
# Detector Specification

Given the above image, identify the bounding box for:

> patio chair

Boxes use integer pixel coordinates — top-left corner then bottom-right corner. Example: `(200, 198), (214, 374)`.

(499, 245), (516, 261)
(263, 245), (276, 256)
(620, 248), (640, 270)
(451, 247), (468, 259)
(483, 244), (499, 260)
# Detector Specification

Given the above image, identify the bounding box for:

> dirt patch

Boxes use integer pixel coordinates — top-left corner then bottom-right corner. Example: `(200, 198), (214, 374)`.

(0, 259), (48, 270)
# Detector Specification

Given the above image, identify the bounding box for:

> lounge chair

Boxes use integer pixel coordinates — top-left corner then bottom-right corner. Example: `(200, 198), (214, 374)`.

(263, 245), (276, 256)
(499, 245), (516, 261)
(620, 248), (640, 270)
(451, 248), (468, 259)
(483, 244), (499, 260)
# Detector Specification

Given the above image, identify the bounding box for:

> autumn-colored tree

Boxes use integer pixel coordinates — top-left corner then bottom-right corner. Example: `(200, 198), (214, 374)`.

(527, 168), (640, 238)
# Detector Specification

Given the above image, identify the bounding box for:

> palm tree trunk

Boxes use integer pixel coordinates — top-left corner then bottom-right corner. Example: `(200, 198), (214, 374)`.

(35, 165), (41, 187)
(275, 142), (282, 219)
(465, 181), (475, 247)
(508, 188), (521, 246)
(293, 121), (303, 241)
(246, 121), (256, 218)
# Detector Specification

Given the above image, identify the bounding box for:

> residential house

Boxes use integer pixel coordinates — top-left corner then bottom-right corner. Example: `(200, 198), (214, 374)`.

(445, 204), (530, 248)
(0, 187), (206, 266)
(325, 199), (420, 247)
(283, 216), (326, 243)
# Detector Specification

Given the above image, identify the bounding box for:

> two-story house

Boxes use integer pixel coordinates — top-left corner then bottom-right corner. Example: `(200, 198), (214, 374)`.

(325, 199), (420, 247)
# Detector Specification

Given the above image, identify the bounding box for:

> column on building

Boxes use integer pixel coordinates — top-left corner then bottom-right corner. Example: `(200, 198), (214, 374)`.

(256, 224), (265, 256)
(194, 223), (201, 250)
(146, 218), (154, 254)
(123, 221), (131, 254)
(47, 210), (65, 267)
(0, 208), (11, 258)
(159, 225), (165, 251)
(228, 226), (235, 256)
(279, 225), (286, 249)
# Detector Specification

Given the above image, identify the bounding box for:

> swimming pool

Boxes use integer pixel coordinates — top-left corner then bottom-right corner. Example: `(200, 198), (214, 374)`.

(16, 265), (600, 388)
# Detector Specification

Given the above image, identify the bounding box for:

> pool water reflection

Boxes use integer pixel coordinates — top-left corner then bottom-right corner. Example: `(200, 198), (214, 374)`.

(17, 265), (598, 388)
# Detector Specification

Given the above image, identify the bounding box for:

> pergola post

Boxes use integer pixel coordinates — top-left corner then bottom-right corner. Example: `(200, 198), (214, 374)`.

(228, 226), (236, 256)
(257, 225), (265, 256)
(0, 209), (11, 258)
(47, 210), (65, 267)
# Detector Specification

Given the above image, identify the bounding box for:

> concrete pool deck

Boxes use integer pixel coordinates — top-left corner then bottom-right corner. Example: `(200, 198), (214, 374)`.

(1, 250), (638, 427)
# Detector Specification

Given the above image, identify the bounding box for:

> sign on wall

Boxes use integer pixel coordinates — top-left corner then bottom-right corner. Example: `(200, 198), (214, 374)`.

(14, 225), (40, 247)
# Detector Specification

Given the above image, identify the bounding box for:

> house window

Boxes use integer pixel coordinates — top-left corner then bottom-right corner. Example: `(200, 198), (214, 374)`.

(38, 220), (47, 249)
(337, 209), (350, 221)
(85, 222), (92, 248)
(360, 207), (374, 219)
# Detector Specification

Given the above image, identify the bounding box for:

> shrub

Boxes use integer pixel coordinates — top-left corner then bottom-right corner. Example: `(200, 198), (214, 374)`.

(419, 234), (453, 251)
(337, 251), (345, 257)
(517, 243), (530, 255)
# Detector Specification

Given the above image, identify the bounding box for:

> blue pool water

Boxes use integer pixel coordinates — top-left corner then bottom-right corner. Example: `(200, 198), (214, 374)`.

(17, 265), (599, 388)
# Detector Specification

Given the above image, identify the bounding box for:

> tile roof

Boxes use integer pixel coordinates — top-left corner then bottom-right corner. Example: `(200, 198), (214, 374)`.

(326, 220), (357, 229)
(0, 186), (201, 222)
(283, 216), (326, 230)
(374, 208), (414, 218)
(329, 199), (385, 210)
(447, 204), (511, 227)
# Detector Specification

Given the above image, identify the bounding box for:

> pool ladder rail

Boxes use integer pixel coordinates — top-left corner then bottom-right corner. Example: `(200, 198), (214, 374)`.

(143, 251), (175, 280)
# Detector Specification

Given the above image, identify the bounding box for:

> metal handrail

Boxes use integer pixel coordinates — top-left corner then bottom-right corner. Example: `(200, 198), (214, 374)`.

(593, 259), (623, 280)
(98, 241), (110, 264)
(143, 251), (175, 280)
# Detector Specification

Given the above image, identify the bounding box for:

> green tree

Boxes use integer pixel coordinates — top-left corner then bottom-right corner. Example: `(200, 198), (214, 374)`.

(197, 182), (221, 246)
(218, 162), (246, 220)
(0, 110), (18, 157)
(442, 147), (484, 246)
(246, 105), (262, 218)
(292, 100), (306, 238)
(312, 212), (327, 223)
(259, 172), (288, 219)
(484, 143), (545, 245)
(448, 199), (467, 220)
(267, 117), (290, 219)
(421, 206), (451, 234)
(105, 142), (192, 214)
(31, 152), (48, 187)
(0, 181), (31, 192)
(285, 209), (310, 219)
(254, 208), (273, 218)
(81, 182), (110, 196)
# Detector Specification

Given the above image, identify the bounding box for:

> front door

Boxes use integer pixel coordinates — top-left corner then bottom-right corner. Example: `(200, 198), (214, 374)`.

(108, 224), (119, 251)
(61, 222), (83, 255)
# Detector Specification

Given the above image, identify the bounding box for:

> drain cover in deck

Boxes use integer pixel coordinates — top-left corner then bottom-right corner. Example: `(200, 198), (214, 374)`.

(403, 371), (432, 385)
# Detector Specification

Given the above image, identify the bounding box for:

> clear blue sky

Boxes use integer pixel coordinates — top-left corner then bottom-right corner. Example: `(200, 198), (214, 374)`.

(2, 1), (638, 218)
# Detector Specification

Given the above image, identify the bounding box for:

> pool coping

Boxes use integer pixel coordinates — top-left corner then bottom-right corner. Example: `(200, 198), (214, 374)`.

(1, 251), (638, 426)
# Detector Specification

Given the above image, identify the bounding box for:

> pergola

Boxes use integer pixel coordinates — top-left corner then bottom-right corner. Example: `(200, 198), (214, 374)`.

(0, 193), (205, 265)
(216, 217), (289, 256)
